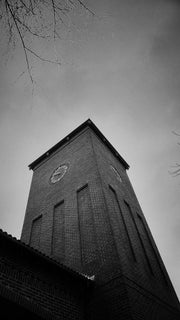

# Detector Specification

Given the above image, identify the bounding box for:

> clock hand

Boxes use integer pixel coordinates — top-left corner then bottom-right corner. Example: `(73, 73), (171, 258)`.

(53, 172), (61, 176)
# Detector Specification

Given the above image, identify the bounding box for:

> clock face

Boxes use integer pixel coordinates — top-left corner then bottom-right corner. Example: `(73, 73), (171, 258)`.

(110, 165), (122, 182)
(50, 164), (68, 184)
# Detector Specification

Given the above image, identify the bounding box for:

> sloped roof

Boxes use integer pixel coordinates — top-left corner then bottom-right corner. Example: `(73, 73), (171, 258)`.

(29, 119), (129, 170)
(0, 228), (93, 284)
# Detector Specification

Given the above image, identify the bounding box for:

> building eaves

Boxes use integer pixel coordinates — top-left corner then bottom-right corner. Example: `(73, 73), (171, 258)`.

(0, 228), (93, 285)
(29, 119), (129, 171)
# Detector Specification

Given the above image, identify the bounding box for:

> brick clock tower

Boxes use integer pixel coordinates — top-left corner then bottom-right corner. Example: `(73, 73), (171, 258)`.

(21, 119), (180, 319)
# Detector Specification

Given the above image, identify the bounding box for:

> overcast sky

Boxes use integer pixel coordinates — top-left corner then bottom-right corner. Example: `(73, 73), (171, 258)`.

(0, 0), (180, 299)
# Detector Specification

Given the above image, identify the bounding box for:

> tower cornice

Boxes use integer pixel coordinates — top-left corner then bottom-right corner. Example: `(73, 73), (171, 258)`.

(28, 119), (129, 171)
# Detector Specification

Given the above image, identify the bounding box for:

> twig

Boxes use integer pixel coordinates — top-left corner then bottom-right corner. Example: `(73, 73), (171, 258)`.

(25, 46), (61, 65)
(5, 0), (34, 84)
(77, 0), (95, 16)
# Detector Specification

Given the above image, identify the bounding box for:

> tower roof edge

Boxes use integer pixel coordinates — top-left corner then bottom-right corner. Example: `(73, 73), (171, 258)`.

(29, 119), (129, 170)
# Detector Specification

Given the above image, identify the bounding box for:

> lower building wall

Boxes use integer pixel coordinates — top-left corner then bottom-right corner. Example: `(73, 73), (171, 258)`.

(87, 275), (180, 320)
(87, 276), (132, 320)
(0, 231), (180, 320)
(0, 232), (88, 320)
(126, 282), (180, 320)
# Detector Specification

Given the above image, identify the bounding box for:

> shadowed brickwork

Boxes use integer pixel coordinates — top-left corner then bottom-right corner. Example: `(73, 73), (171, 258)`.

(0, 229), (91, 320)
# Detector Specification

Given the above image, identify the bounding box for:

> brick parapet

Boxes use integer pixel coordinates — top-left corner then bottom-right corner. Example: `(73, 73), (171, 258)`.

(0, 229), (92, 319)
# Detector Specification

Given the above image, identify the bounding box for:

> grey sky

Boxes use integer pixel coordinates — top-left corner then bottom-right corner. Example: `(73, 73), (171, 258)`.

(0, 0), (180, 299)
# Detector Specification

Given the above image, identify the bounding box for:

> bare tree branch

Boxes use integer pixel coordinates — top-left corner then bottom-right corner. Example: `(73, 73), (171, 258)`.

(77, 0), (95, 16)
(0, 0), (95, 85)
(5, 0), (34, 84)
(172, 130), (180, 136)
(25, 46), (61, 65)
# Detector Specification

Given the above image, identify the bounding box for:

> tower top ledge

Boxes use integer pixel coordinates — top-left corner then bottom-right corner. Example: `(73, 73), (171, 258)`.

(29, 119), (129, 171)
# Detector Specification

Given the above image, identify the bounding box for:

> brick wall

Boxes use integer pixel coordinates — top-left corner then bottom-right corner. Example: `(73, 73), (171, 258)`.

(87, 276), (132, 320)
(87, 275), (180, 320)
(0, 231), (89, 319)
